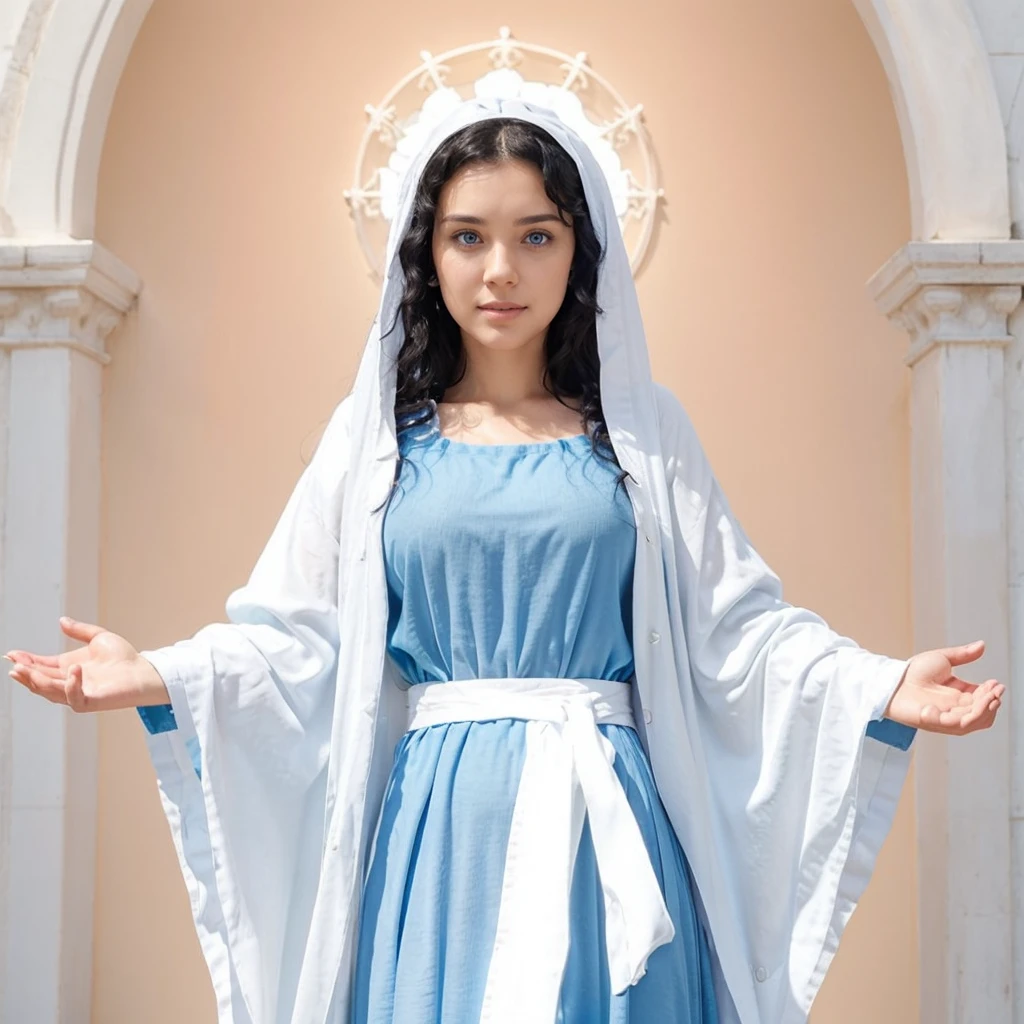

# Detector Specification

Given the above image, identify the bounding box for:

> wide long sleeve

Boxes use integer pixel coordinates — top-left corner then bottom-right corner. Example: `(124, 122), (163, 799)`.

(652, 383), (914, 1020)
(137, 396), (353, 1023)
(655, 384), (914, 751)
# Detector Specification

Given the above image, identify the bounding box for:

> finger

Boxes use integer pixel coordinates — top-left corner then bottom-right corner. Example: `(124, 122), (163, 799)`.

(948, 679), (996, 700)
(59, 617), (105, 645)
(32, 653), (65, 669)
(968, 681), (1005, 711)
(7, 651), (85, 675)
(9, 665), (68, 705)
(22, 663), (71, 686)
(943, 680), (1004, 709)
(955, 694), (992, 731)
(961, 704), (999, 734)
(936, 704), (974, 729)
(7, 649), (88, 673)
(941, 640), (986, 667)
(918, 696), (983, 730)
(941, 676), (979, 695)
(8, 665), (35, 694)
(3, 651), (53, 667)
(941, 689), (1002, 734)
(919, 686), (979, 713)
(65, 664), (87, 713)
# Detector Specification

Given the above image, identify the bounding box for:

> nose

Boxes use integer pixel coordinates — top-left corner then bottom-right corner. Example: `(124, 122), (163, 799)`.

(483, 242), (518, 288)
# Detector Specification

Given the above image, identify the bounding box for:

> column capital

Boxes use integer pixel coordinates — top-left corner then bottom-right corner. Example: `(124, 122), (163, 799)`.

(868, 241), (1024, 366)
(0, 239), (141, 364)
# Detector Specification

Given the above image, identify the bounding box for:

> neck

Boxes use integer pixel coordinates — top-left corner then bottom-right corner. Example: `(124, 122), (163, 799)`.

(444, 334), (549, 408)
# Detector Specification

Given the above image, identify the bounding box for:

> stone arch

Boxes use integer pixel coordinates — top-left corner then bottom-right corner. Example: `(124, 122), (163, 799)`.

(0, 0), (1010, 243)
(0, 0), (156, 237)
(851, 0), (1010, 240)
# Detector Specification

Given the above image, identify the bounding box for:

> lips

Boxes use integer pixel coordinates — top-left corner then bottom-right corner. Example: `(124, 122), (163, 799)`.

(478, 304), (527, 323)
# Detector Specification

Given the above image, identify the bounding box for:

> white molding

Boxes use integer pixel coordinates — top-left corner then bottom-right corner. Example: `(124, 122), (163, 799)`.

(0, 239), (141, 364)
(0, 239), (141, 303)
(868, 241), (1024, 363)
(869, 241), (1024, 305)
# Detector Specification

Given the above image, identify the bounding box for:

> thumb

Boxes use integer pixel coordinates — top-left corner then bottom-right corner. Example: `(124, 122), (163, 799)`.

(938, 640), (986, 667)
(59, 617), (106, 645)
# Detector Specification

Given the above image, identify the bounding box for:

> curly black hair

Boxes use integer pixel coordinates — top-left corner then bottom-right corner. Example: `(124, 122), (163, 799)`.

(380, 116), (628, 489)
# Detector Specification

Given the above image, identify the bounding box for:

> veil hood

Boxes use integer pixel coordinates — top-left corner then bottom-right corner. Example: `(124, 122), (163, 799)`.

(344, 98), (662, 551)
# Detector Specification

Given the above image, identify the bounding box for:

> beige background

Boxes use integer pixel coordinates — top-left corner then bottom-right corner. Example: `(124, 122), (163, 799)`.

(91, 0), (915, 1020)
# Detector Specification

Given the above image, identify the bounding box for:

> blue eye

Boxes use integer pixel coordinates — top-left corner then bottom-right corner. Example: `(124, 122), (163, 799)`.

(454, 230), (480, 246)
(526, 231), (551, 246)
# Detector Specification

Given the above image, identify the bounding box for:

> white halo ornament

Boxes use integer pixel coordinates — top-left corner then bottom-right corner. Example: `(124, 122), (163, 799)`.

(344, 27), (664, 280)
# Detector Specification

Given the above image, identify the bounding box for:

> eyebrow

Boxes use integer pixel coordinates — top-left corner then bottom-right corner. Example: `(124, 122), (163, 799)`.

(439, 213), (566, 226)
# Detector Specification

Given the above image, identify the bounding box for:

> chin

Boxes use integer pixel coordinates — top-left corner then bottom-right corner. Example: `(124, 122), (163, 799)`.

(465, 321), (542, 347)
(470, 331), (534, 350)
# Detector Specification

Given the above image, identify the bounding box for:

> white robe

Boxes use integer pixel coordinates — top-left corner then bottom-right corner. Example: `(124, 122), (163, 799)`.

(140, 99), (913, 1024)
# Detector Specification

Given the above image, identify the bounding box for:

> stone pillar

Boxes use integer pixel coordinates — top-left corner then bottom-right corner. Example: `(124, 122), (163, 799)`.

(870, 240), (1024, 1024)
(0, 239), (139, 1022)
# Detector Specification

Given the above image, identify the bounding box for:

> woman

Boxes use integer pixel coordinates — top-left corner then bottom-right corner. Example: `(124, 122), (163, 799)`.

(6, 99), (1004, 1024)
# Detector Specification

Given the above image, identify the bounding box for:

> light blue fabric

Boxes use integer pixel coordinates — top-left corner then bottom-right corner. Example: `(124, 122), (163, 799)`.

(866, 717), (915, 750)
(137, 704), (203, 777)
(138, 703), (177, 733)
(352, 411), (718, 1024)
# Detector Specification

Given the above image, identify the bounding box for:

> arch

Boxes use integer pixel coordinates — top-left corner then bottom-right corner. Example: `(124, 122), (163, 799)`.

(0, 0), (1012, 244)
(0, 0), (156, 238)
(851, 0), (1010, 240)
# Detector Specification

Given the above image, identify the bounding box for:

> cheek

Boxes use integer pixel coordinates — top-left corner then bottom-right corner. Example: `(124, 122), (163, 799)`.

(436, 251), (477, 301)
(531, 251), (574, 306)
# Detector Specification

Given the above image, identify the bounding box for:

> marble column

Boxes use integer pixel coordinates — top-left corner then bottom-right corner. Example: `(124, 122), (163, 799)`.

(0, 239), (140, 1023)
(870, 240), (1024, 1024)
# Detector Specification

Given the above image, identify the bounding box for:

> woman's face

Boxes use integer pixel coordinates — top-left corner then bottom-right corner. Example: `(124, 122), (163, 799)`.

(431, 158), (576, 359)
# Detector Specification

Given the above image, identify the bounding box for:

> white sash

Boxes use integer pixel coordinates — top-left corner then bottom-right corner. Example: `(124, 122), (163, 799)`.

(405, 677), (676, 1023)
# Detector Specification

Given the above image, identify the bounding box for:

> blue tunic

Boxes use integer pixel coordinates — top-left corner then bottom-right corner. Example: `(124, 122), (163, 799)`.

(351, 411), (719, 1024)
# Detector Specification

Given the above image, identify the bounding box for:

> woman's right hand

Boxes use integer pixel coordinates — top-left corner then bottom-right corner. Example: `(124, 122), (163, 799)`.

(5, 617), (170, 713)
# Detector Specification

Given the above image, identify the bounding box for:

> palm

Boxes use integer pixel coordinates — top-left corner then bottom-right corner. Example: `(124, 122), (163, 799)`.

(5, 617), (163, 713)
(885, 641), (1004, 735)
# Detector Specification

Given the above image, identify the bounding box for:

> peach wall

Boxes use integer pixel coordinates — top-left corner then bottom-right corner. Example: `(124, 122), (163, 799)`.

(91, 0), (915, 1021)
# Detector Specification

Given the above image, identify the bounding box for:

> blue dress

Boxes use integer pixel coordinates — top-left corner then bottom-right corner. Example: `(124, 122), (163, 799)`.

(352, 411), (719, 1024)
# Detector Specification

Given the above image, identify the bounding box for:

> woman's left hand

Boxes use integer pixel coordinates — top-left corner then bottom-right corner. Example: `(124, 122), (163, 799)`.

(884, 640), (1005, 735)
